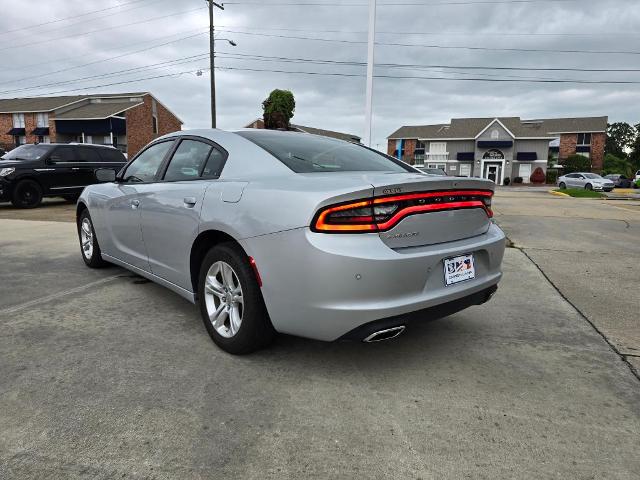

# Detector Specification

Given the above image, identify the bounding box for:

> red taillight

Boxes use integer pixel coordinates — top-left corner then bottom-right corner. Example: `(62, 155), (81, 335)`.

(312, 190), (493, 233)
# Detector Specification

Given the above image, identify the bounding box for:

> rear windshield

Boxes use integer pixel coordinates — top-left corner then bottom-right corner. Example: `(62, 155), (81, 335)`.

(237, 130), (411, 173)
(1, 144), (52, 161)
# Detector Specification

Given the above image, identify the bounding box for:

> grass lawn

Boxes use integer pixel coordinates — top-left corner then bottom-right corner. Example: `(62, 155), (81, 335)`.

(555, 188), (605, 198)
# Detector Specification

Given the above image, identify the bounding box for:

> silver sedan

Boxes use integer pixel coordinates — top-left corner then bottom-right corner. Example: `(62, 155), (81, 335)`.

(77, 129), (505, 354)
(558, 172), (615, 191)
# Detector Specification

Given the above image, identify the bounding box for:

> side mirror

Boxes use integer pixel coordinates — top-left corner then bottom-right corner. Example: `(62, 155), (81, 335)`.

(95, 168), (116, 183)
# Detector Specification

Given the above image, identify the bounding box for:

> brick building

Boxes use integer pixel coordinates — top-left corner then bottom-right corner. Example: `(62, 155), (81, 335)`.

(0, 93), (182, 157)
(387, 116), (607, 185)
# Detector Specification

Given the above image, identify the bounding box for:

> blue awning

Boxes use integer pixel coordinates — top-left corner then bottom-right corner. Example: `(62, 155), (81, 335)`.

(55, 117), (126, 135)
(517, 152), (537, 161)
(7, 127), (25, 135)
(576, 145), (590, 153)
(457, 152), (474, 161)
(31, 127), (49, 135)
(478, 140), (513, 148)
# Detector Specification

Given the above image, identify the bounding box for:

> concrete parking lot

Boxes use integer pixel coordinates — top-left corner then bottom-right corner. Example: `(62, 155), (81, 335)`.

(0, 193), (639, 479)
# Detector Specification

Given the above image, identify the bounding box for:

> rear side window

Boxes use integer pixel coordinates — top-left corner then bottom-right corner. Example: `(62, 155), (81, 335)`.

(50, 147), (77, 162)
(237, 130), (411, 173)
(164, 140), (212, 181)
(123, 141), (173, 183)
(201, 148), (225, 178)
(98, 148), (126, 163)
(78, 147), (102, 163)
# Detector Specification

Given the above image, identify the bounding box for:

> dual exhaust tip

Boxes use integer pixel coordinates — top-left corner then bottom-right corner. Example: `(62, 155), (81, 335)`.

(363, 325), (406, 343)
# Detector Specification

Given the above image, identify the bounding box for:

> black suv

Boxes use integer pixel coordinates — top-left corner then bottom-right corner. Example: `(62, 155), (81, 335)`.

(0, 143), (127, 208)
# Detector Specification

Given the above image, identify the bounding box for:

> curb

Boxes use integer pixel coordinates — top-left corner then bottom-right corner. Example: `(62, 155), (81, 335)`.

(549, 190), (570, 197)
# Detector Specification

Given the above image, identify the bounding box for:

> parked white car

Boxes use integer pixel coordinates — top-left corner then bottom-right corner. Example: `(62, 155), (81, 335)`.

(557, 172), (614, 192)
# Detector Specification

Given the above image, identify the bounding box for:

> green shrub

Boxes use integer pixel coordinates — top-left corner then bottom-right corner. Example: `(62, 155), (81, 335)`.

(513, 176), (523, 184)
(562, 154), (591, 174)
(503, 177), (511, 186)
(546, 169), (559, 184)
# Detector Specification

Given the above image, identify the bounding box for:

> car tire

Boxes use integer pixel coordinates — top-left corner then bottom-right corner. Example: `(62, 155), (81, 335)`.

(559, 182), (566, 189)
(198, 243), (274, 354)
(585, 183), (592, 191)
(11, 179), (43, 208)
(78, 210), (108, 268)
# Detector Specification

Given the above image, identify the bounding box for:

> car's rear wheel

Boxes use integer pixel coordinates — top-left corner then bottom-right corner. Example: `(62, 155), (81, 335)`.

(558, 182), (566, 189)
(198, 243), (274, 354)
(78, 210), (107, 268)
(585, 183), (593, 191)
(11, 179), (42, 208)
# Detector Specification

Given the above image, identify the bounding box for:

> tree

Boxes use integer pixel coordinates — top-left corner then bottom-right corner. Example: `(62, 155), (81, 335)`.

(563, 154), (591, 174)
(629, 122), (640, 171)
(262, 89), (295, 130)
(605, 122), (635, 158)
(602, 153), (634, 177)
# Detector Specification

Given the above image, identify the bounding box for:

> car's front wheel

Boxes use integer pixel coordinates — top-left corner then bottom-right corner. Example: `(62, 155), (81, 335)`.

(558, 182), (566, 189)
(78, 210), (107, 268)
(198, 243), (274, 354)
(585, 183), (593, 191)
(11, 179), (43, 208)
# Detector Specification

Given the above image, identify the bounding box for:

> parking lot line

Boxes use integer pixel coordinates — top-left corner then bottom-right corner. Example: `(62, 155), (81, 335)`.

(0, 274), (123, 316)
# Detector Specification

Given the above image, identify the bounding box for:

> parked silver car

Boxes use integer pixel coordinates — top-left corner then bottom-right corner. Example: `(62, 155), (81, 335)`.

(77, 129), (505, 353)
(557, 172), (614, 191)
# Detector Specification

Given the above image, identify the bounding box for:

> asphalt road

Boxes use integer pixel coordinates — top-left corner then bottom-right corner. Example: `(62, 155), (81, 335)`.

(0, 200), (639, 479)
(493, 189), (640, 374)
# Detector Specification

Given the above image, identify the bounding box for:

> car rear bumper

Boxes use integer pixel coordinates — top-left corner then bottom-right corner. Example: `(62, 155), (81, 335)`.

(241, 223), (506, 341)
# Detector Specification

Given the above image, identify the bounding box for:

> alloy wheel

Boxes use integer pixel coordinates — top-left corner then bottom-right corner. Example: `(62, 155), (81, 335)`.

(204, 261), (244, 338)
(80, 218), (94, 260)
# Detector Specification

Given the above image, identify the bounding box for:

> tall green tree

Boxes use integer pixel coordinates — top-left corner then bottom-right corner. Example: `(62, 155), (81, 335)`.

(605, 122), (635, 158)
(262, 89), (295, 130)
(629, 123), (640, 170)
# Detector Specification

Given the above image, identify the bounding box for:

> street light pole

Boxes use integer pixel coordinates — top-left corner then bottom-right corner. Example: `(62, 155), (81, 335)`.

(208, 1), (224, 129)
(364, 0), (376, 147)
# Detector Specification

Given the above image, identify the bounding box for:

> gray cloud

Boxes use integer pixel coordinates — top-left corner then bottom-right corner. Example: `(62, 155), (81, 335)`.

(1, 0), (639, 149)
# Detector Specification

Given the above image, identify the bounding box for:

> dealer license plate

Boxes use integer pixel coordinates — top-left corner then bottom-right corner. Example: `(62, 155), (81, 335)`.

(443, 254), (475, 286)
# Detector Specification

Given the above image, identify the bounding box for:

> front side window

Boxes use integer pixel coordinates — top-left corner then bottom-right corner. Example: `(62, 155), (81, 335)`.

(164, 140), (213, 181)
(50, 147), (77, 162)
(124, 141), (174, 183)
(238, 131), (411, 173)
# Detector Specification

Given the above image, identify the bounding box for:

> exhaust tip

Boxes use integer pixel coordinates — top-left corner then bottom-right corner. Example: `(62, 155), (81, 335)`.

(363, 326), (406, 343)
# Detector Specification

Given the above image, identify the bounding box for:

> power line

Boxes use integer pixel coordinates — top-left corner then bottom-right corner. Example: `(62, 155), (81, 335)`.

(0, 28), (208, 76)
(1, 6), (206, 52)
(9, 49), (640, 96)
(25, 63), (640, 99)
(224, 0), (576, 5)
(217, 28), (640, 56)
(0, 0), (153, 36)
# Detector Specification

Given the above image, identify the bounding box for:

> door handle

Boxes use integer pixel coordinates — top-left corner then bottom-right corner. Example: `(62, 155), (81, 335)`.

(71, 167), (80, 171)
(183, 196), (197, 207)
(131, 199), (140, 209)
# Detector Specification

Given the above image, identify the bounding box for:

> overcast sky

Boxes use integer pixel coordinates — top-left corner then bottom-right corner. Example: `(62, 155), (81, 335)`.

(1, 0), (639, 149)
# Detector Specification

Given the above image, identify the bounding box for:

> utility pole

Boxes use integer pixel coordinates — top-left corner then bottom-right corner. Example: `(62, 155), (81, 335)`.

(208, 1), (224, 128)
(363, 0), (376, 147)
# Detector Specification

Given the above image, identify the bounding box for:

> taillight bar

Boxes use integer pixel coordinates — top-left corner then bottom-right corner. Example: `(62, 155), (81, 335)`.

(312, 189), (493, 233)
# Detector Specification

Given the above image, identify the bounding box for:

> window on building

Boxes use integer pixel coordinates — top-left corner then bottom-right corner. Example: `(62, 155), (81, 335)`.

(459, 164), (472, 177)
(36, 135), (50, 144)
(36, 112), (48, 127)
(414, 140), (426, 165)
(577, 133), (591, 145)
(491, 129), (500, 139)
(13, 135), (25, 146)
(427, 163), (447, 170)
(152, 98), (159, 134)
(12, 113), (25, 128)
(427, 142), (448, 162)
